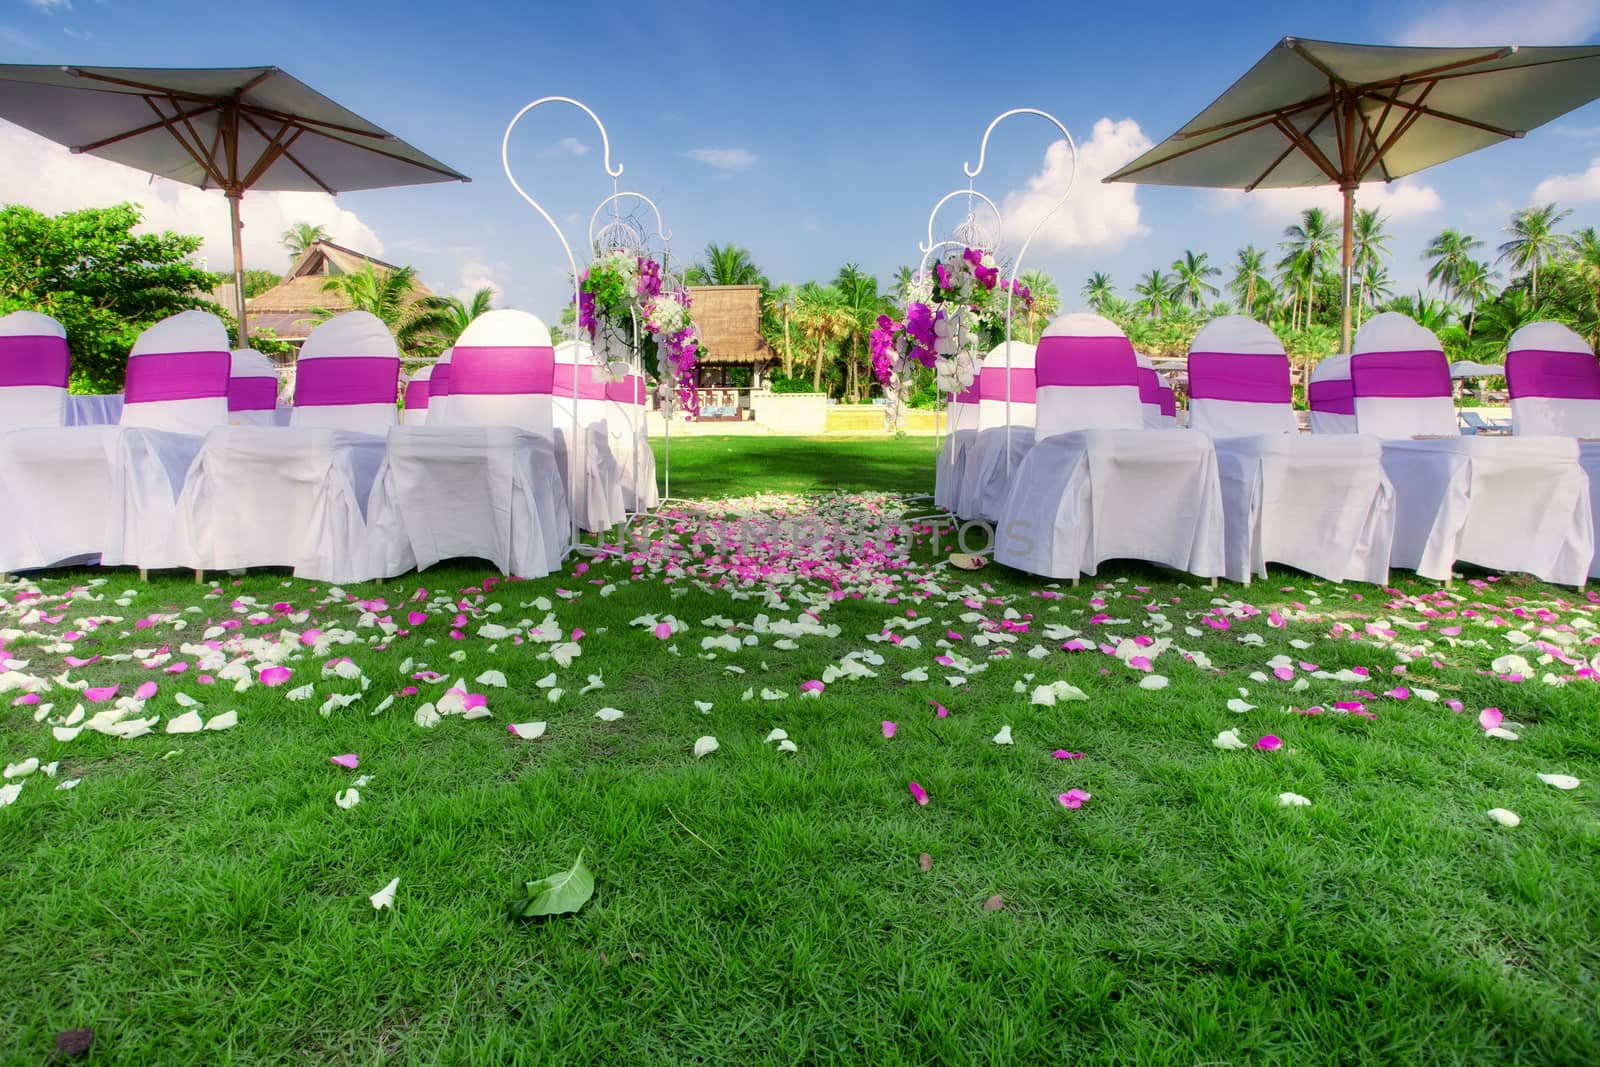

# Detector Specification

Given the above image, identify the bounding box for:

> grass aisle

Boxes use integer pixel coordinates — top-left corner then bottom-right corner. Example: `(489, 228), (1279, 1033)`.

(0, 438), (1597, 1065)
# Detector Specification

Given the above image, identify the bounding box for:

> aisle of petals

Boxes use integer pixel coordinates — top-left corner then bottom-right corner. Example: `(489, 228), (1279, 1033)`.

(2, 491), (1595, 840)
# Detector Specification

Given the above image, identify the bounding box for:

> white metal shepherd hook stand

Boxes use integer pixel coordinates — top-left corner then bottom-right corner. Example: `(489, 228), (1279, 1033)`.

(965, 108), (1077, 488)
(502, 97), (671, 556)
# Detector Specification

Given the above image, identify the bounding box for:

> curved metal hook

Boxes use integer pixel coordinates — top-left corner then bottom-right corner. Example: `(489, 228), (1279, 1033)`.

(588, 190), (673, 250)
(919, 188), (1004, 255)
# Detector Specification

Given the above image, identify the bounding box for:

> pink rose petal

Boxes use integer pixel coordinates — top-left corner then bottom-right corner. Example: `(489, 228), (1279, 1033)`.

(799, 680), (824, 693)
(653, 622), (673, 640)
(299, 629), (323, 646)
(258, 666), (291, 687)
(63, 655), (100, 668)
(407, 611), (428, 627)
(908, 781), (929, 806)
(882, 721), (897, 739)
(133, 681), (157, 701)
(12, 693), (40, 707)
(1478, 706), (1503, 731)
(84, 685), (119, 703)
(1058, 788), (1091, 809)
(330, 754), (359, 769)
(1052, 750), (1085, 759)
(1255, 735), (1283, 751)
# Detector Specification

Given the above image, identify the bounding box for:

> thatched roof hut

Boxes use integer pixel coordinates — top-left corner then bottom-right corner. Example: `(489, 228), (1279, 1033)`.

(688, 285), (775, 383)
(211, 241), (432, 353)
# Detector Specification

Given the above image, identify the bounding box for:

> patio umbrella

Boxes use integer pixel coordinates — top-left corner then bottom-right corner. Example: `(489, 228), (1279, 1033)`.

(0, 65), (469, 346)
(1104, 37), (1600, 350)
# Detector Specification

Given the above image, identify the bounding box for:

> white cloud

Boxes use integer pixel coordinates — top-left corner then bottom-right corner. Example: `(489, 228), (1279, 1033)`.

(452, 260), (502, 303)
(0, 121), (384, 272)
(21, 0), (71, 11)
(683, 147), (757, 173)
(544, 136), (590, 158)
(1208, 178), (1444, 222)
(1393, 0), (1600, 45)
(0, 25), (41, 48)
(999, 117), (1152, 253)
(1534, 156), (1600, 201)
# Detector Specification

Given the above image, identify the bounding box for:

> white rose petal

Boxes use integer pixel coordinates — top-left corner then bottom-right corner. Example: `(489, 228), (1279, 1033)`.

(1486, 808), (1521, 827)
(693, 735), (719, 759)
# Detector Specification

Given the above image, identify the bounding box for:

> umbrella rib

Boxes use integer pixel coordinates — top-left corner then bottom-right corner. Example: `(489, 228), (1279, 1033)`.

(1244, 138), (1302, 192)
(291, 126), (470, 183)
(70, 99), (218, 154)
(238, 112), (334, 193)
(141, 95), (227, 188)
(1109, 113), (1289, 180)
(238, 117), (301, 189)
(173, 96), (228, 187)
(1378, 91), (1522, 138)
(1272, 102), (1342, 183)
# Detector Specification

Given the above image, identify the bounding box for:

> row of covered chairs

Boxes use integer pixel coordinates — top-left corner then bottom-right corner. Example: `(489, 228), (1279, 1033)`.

(941, 309), (1597, 588)
(0, 307), (661, 582)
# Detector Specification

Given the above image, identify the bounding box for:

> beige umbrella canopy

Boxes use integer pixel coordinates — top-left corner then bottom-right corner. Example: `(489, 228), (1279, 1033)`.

(0, 64), (470, 346)
(1104, 37), (1600, 349)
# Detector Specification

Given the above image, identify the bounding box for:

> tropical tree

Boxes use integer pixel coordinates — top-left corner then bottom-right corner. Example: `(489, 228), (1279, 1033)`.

(1422, 229), (1484, 300)
(314, 263), (453, 356)
(1279, 208), (1338, 330)
(1016, 268), (1060, 341)
(0, 203), (216, 391)
(795, 282), (851, 393)
(684, 242), (767, 287)
(1351, 208), (1390, 320)
(1230, 246), (1269, 319)
(1170, 250), (1221, 309)
(1133, 269), (1174, 320)
(1498, 203), (1572, 303)
(281, 221), (330, 263)
(1381, 292), (1455, 334)
(833, 263), (886, 401)
(1359, 260), (1393, 323)
(435, 286), (495, 344)
(1453, 260), (1497, 336)
(1081, 271), (1115, 312)
(763, 282), (799, 377)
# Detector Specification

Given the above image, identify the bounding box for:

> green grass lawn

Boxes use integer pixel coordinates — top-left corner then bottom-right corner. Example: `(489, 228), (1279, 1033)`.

(2, 437), (1599, 1064)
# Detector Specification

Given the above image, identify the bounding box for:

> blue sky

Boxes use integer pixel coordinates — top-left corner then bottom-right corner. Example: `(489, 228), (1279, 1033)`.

(4, 0), (1600, 321)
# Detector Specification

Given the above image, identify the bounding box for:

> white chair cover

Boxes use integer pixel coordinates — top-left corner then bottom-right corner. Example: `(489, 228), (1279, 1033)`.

(1135, 354), (1166, 429)
(402, 363), (432, 425)
(1506, 321), (1600, 577)
(605, 371), (659, 511)
(553, 340), (626, 532)
(1158, 381), (1178, 427)
(995, 313), (1225, 580)
(65, 394), (124, 426)
(933, 378), (981, 511)
(1308, 355), (1356, 434)
(228, 348), (281, 427)
(0, 310), (231, 572)
(427, 347), (453, 423)
(1352, 312), (1592, 584)
(1506, 321), (1600, 437)
(168, 312), (399, 581)
(955, 341), (1037, 522)
(0, 310), (69, 431)
(365, 309), (570, 578)
(1187, 316), (1395, 584)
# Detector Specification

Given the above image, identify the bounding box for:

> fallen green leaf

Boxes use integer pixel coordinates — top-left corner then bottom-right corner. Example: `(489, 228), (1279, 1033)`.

(509, 852), (595, 919)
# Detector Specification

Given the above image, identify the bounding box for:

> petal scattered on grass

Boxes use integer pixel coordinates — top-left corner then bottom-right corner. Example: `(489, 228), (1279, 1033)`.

(992, 725), (1013, 745)
(1278, 792), (1312, 807)
(595, 708), (624, 722)
(1538, 773), (1581, 790)
(908, 781), (929, 807)
(1213, 729), (1249, 751)
(370, 876), (399, 910)
(1254, 735), (1283, 752)
(335, 788), (360, 809)
(881, 721), (897, 739)
(1057, 788), (1091, 809)
(508, 721), (547, 739)
(1486, 808), (1521, 827)
(331, 754), (359, 770)
(693, 735), (719, 759)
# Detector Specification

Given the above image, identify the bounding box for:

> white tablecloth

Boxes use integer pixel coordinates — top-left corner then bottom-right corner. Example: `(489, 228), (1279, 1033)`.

(553, 423), (625, 533)
(1210, 434), (1395, 585)
(1379, 435), (1593, 585)
(996, 429), (1225, 580)
(170, 427), (388, 582)
(364, 425), (570, 579)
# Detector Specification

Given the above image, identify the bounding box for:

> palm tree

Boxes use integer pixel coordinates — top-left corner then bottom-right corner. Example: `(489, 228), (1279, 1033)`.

(1498, 203), (1573, 303)
(796, 282), (851, 393)
(1382, 292), (1455, 334)
(314, 263), (453, 356)
(1016, 268), (1060, 341)
(1422, 229), (1484, 300)
(1352, 208), (1391, 320)
(1080, 272), (1115, 311)
(281, 222), (330, 264)
(1571, 227), (1600, 347)
(685, 242), (767, 287)
(1133, 269), (1174, 320)
(435, 286), (495, 344)
(1359, 261), (1394, 323)
(833, 263), (885, 401)
(1170, 250), (1221, 309)
(1280, 208), (1338, 330)
(763, 282), (799, 377)
(1230, 246), (1268, 319)
(1453, 260), (1497, 336)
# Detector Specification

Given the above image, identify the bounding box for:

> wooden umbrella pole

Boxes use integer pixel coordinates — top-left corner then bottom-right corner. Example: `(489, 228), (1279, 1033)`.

(228, 191), (249, 349)
(1340, 184), (1355, 353)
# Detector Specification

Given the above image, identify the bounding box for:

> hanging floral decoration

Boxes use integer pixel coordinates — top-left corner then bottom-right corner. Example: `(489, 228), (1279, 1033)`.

(870, 248), (1031, 428)
(579, 249), (700, 418)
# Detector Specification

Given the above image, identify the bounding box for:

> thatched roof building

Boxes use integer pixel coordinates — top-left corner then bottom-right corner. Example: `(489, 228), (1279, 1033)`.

(211, 240), (432, 353)
(688, 285), (775, 384)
